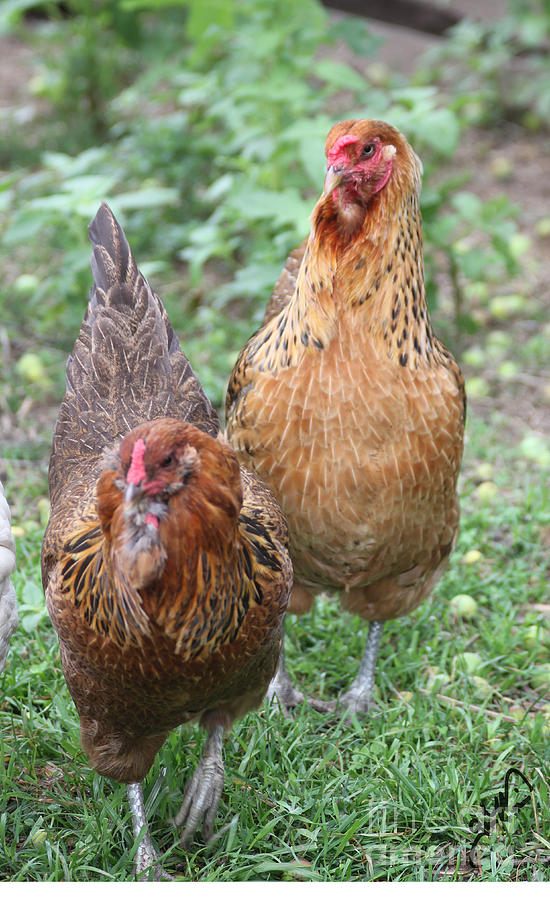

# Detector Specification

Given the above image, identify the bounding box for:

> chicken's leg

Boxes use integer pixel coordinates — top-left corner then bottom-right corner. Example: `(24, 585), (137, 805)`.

(127, 782), (171, 881)
(174, 723), (225, 847)
(268, 621), (384, 717)
(337, 620), (384, 715)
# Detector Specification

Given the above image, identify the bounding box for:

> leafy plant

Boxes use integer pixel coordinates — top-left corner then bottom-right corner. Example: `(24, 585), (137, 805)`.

(0, 0), (526, 404)
(419, 0), (550, 130)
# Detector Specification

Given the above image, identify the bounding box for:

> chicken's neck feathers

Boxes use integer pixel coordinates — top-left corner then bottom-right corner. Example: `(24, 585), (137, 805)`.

(58, 498), (259, 660)
(248, 177), (437, 374)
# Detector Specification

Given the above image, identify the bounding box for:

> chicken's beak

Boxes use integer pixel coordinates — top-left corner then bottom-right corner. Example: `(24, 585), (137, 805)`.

(323, 165), (347, 196)
(124, 481), (141, 504)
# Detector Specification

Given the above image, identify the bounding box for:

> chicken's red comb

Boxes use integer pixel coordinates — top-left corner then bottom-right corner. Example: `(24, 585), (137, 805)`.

(127, 438), (146, 485)
(327, 134), (358, 167)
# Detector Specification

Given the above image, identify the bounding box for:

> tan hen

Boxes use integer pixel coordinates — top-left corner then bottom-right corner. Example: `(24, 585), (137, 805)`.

(226, 119), (465, 715)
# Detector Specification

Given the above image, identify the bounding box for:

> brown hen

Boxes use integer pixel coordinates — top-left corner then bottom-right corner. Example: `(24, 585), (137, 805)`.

(226, 119), (465, 715)
(42, 203), (291, 878)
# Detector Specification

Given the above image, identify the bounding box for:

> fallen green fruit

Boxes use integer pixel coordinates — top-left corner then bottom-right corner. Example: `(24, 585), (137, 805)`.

(450, 594), (479, 618)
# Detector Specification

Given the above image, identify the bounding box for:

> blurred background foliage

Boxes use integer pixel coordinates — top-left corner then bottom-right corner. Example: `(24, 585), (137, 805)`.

(1, 0), (547, 411)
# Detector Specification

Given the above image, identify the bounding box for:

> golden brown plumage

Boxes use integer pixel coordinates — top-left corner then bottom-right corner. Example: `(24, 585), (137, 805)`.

(42, 203), (291, 877)
(226, 119), (465, 713)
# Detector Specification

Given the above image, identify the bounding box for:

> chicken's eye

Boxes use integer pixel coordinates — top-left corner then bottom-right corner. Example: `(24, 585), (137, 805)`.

(160, 455), (173, 468)
(361, 143), (376, 159)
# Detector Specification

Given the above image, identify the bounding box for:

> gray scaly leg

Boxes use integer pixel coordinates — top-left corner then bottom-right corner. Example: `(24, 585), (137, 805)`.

(174, 723), (225, 847)
(338, 620), (384, 715)
(126, 782), (171, 880)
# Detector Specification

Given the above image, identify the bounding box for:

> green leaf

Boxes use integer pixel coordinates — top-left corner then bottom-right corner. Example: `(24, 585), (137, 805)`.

(0, 0), (41, 32)
(113, 186), (180, 210)
(20, 611), (48, 634)
(21, 580), (44, 609)
(312, 59), (367, 93)
(228, 185), (311, 231)
(452, 191), (483, 221)
(331, 17), (383, 57)
(215, 261), (281, 305)
(41, 147), (109, 178)
(192, 0), (233, 36)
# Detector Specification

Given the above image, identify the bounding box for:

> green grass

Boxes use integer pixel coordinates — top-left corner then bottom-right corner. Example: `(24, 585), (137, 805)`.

(1, 406), (550, 881)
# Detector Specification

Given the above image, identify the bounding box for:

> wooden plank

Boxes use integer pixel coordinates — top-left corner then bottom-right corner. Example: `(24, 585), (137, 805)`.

(322, 0), (462, 35)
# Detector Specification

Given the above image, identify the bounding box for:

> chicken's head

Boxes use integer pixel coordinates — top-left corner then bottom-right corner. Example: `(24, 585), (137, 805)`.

(322, 119), (421, 231)
(99, 418), (242, 590)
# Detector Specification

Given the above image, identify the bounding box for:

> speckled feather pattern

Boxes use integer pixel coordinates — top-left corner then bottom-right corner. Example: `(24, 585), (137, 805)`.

(227, 120), (465, 623)
(42, 204), (291, 783)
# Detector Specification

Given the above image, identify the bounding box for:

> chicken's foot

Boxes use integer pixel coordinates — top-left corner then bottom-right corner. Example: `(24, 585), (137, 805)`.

(265, 642), (304, 716)
(305, 620), (384, 715)
(175, 723), (225, 847)
(127, 782), (172, 881)
(268, 622), (384, 717)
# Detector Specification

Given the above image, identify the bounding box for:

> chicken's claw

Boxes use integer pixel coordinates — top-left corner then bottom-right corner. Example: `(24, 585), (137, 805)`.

(335, 689), (379, 717)
(174, 724), (225, 847)
(265, 671), (305, 719)
(264, 643), (305, 717)
(134, 840), (173, 882)
(305, 696), (338, 714)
